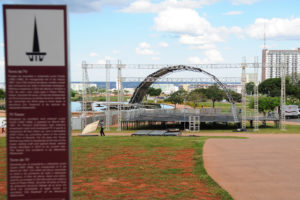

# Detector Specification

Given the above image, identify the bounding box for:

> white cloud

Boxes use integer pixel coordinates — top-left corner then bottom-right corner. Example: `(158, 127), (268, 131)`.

(136, 42), (158, 55)
(89, 52), (99, 57)
(153, 7), (242, 62)
(179, 34), (219, 46)
(204, 49), (224, 62)
(187, 49), (224, 64)
(154, 8), (213, 35)
(4, 0), (128, 13)
(122, 0), (218, 13)
(154, 8), (242, 42)
(0, 43), (4, 47)
(247, 18), (300, 40)
(139, 42), (151, 49)
(158, 42), (169, 47)
(230, 0), (259, 5)
(223, 11), (243, 15)
(136, 48), (157, 55)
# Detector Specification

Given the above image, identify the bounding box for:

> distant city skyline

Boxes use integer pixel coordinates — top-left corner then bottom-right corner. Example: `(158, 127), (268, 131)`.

(1, 0), (300, 82)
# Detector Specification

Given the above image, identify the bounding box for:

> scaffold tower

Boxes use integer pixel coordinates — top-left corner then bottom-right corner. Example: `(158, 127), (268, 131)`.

(241, 58), (247, 130)
(280, 61), (286, 131)
(105, 60), (111, 131)
(189, 116), (200, 131)
(253, 57), (259, 131)
(81, 61), (87, 131)
(117, 60), (124, 131)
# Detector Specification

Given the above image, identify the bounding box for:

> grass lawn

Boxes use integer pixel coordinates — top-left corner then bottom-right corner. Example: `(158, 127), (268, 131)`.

(0, 136), (241, 200)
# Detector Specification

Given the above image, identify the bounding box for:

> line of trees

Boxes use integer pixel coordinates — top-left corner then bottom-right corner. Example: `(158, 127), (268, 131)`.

(246, 76), (300, 114)
(165, 84), (241, 108)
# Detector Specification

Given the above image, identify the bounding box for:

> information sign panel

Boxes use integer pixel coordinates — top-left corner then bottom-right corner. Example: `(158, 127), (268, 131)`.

(3, 5), (70, 200)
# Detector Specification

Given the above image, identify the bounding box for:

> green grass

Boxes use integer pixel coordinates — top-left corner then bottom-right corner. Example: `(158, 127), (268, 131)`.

(193, 138), (233, 200)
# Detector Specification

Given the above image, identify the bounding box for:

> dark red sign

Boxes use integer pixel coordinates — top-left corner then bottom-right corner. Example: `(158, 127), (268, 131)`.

(3, 5), (70, 200)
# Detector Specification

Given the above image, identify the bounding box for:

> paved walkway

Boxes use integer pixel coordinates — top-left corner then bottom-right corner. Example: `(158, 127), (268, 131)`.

(203, 134), (300, 200)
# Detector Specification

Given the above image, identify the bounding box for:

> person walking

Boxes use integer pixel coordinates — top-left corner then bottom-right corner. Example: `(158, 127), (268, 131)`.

(99, 120), (105, 136)
(1, 121), (5, 134)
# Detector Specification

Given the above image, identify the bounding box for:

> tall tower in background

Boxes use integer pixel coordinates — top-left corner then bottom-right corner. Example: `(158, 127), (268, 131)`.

(262, 49), (267, 81)
(261, 21), (267, 82)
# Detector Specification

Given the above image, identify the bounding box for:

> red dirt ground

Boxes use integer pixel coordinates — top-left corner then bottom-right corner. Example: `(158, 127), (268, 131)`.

(0, 146), (220, 199)
(0, 147), (6, 197)
(72, 147), (220, 200)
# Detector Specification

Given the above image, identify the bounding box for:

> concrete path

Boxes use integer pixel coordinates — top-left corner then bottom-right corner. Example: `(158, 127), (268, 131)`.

(203, 134), (300, 200)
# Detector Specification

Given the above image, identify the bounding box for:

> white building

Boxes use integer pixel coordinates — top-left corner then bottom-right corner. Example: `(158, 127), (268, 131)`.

(71, 83), (97, 91)
(152, 84), (178, 94)
(179, 84), (190, 92)
(262, 48), (300, 81)
(246, 73), (258, 84)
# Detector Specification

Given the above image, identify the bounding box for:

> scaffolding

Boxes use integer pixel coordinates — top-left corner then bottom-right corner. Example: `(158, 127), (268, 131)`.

(280, 61), (286, 131)
(81, 61), (94, 131)
(253, 57), (259, 131)
(189, 115), (200, 131)
(241, 58), (247, 130)
(80, 61), (281, 132)
(105, 60), (111, 131)
(117, 60), (124, 131)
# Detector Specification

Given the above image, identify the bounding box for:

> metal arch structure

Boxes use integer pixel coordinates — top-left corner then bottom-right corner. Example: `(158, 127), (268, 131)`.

(129, 65), (239, 123)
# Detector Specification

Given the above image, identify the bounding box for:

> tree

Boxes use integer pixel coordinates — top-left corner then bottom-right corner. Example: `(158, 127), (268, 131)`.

(165, 89), (187, 109)
(71, 89), (76, 98)
(225, 90), (242, 103)
(0, 89), (5, 99)
(245, 82), (255, 95)
(205, 84), (224, 108)
(258, 77), (294, 97)
(187, 89), (206, 108)
(249, 96), (280, 114)
(147, 87), (162, 97)
(146, 87), (162, 103)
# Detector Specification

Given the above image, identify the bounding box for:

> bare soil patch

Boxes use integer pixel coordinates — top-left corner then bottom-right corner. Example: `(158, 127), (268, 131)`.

(72, 146), (220, 200)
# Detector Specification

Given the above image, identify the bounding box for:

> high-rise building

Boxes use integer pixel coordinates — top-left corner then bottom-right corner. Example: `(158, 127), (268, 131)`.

(262, 48), (300, 82)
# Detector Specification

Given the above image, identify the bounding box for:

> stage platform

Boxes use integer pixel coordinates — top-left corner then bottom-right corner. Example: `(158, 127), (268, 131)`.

(132, 130), (181, 136)
(125, 112), (279, 123)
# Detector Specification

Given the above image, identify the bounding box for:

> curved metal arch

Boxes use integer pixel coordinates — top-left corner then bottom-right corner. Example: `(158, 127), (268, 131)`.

(129, 65), (239, 122)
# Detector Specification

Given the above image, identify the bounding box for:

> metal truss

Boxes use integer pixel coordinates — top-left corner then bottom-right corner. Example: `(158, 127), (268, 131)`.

(105, 61), (111, 131)
(241, 59), (247, 130)
(81, 63), (263, 69)
(81, 61), (93, 132)
(117, 60), (124, 131)
(129, 65), (239, 123)
(253, 57), (259, 131)
(122, 77), (241, 83)
(280, 62), (286, 131)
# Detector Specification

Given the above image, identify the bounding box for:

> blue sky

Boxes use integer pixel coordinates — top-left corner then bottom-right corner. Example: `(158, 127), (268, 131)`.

(1, 0), (300, 82)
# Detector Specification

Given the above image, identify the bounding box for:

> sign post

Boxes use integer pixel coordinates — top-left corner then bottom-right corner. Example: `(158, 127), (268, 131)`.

(3, 5), (71, 200)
